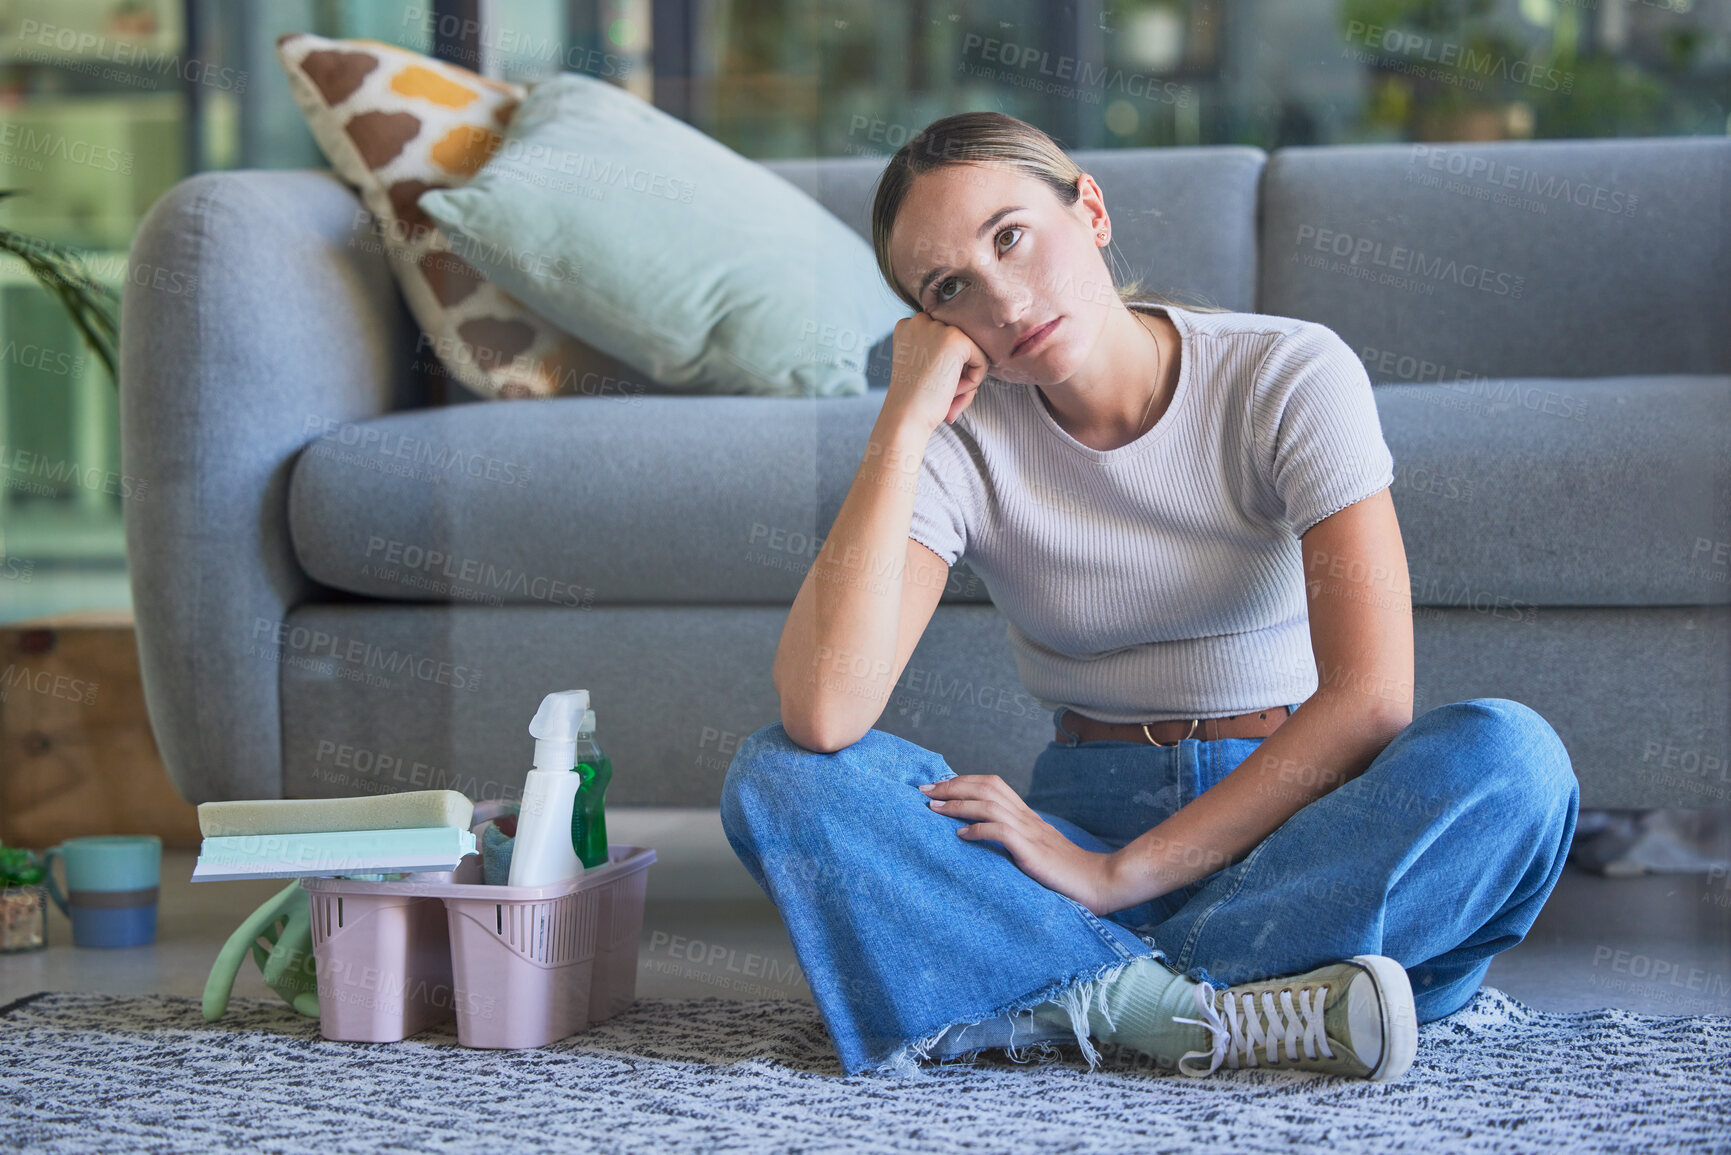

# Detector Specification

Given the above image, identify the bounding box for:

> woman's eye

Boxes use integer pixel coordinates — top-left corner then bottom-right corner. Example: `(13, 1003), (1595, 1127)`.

(931, 228), (1021, 306)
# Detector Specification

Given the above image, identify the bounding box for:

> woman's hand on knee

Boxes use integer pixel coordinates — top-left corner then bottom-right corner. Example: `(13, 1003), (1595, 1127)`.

(917, 775), (1127, 916)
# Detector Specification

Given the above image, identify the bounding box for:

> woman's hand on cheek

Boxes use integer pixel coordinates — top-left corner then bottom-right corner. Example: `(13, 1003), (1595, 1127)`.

(917, 775), (1127, 916)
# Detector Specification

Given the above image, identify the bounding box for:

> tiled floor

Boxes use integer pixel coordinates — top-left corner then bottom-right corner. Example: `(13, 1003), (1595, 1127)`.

(5, 808), (1729, 1022)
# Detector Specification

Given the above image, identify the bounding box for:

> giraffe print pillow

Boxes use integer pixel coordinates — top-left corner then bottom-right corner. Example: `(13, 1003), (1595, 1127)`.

(275, 32), (644, 400)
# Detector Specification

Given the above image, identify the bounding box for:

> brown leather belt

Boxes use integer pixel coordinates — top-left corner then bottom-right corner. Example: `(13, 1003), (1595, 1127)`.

(1054, 705), (1294, 747)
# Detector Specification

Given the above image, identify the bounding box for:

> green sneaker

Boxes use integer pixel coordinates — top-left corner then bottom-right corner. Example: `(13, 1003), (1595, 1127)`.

(1172, 954), (1418, 1082)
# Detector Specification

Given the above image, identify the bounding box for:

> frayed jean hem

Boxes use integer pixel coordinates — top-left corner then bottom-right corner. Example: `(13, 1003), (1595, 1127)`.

(864, 945), (1175, 1079)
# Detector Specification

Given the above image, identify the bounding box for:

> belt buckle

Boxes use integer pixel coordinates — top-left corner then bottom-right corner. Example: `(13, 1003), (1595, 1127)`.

(1142, 718), (1199, 747)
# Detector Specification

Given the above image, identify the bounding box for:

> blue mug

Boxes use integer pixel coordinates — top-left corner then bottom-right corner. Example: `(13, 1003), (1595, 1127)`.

(43, 835), (161, 948)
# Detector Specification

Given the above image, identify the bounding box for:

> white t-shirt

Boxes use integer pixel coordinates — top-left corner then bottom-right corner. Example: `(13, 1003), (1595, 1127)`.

(906, 302), (1396, 724)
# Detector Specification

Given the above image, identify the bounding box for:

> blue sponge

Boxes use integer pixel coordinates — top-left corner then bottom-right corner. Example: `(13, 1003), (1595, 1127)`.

(481, 821), (516, 885)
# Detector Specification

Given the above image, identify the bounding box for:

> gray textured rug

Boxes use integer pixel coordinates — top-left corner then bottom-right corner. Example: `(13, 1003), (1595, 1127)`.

(2, 987), (1728, 1153)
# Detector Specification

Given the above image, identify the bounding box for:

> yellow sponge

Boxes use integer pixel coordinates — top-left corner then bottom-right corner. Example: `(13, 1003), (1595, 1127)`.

(197, 789), (474, 837)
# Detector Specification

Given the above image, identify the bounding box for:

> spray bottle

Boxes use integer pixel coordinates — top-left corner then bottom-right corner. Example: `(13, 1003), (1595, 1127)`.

(570, 707), (613, 869)
(508, 689), (589, 887)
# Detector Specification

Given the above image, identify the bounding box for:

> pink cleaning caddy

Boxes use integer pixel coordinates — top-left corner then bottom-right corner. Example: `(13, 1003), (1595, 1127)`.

(301, 839), (656, 1048)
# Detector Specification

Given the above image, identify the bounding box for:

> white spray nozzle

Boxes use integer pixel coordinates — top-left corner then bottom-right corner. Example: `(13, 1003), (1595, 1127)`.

(530, 689), (590, 771)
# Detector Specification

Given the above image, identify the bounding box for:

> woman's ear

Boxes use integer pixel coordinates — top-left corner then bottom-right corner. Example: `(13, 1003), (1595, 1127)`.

(1075, 172), (1109, 234)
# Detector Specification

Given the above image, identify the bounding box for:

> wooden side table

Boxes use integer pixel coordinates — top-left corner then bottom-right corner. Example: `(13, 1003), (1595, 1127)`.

(0, 608), (201, 850)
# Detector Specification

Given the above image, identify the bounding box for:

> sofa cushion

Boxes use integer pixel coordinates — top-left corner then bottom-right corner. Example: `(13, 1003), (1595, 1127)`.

(275, 32), (644, 400)
(1377, 375), (1730, 608)
(289, 385), (988, 606)
(288, 373), (1728, 610)
(1259, 137), (1731, 379)
(418, 72), (908, 398)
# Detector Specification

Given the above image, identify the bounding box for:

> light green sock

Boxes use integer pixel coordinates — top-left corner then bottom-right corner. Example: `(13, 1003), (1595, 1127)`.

(1030, 956), (1212, 1071)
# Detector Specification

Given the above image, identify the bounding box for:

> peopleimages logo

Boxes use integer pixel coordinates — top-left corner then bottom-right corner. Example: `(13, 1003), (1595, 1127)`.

(0, 122), (131, 174)
(0, 443), (149, 500)
(302, 415), (534, 487)
(1293, 225), (1526, 298)
(1407, 145), (1640, 217)
(0, 662), (98, 705)
(15, 20), (248, 94)
(250, 617), (482, 692)
(0, 339), (84, 378)
(360, 535), (594, 609)
(495, 137), (697, 204)
(1342, 20), (1573, 94)
(959, 32), (1194, 107)
(401, 5), (635, 79)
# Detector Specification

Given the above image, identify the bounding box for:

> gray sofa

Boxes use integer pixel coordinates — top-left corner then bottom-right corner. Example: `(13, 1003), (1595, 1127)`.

(120, 136), (1730, 814)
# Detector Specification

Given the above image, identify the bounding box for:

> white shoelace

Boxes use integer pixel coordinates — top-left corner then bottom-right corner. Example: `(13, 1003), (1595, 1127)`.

(1174, 980), (1335, 1077)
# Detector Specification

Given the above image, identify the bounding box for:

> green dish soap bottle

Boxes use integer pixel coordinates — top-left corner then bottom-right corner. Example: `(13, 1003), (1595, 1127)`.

(569, 706), (613, 869)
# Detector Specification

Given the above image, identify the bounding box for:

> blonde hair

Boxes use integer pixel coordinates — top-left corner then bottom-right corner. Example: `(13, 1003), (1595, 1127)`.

(869, 111), (1233, 317)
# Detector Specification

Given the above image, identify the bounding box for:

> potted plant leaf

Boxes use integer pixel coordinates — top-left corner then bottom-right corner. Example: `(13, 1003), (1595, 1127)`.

(0, 189), (120, 386)
(0, 840), (49, 952)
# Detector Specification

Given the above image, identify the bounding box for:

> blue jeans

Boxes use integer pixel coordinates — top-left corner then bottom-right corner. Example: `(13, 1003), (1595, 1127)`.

(720, 698), (1579, 1077)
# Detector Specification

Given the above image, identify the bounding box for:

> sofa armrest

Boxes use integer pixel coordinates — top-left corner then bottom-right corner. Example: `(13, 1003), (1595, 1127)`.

(120, 169), (425, 804)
